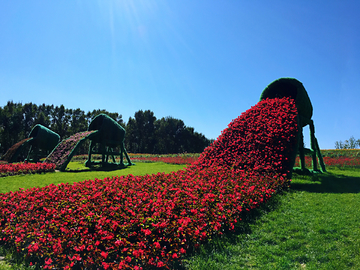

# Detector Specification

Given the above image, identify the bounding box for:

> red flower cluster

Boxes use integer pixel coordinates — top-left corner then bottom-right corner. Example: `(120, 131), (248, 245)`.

(0, 167), (287, 269)
(294, 155), (360, 169)
(195, 97), (298, 175)
(0, 97), (299, 269)
(0, 162), (56, 177)
(131, 155), (198, 165)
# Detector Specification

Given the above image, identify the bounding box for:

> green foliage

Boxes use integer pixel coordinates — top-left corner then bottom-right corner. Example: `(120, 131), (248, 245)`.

(125, 111), (211, 154)
(0, 102), (25, 158)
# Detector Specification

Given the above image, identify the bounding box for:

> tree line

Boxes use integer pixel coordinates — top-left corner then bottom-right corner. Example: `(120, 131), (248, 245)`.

(125, 110), (211, 154)
(0, 101), (211, 157)
(334, 136), (360, 149)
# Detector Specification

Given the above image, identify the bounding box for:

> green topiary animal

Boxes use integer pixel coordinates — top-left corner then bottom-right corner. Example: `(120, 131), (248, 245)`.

(85, 113), (133, 168)
(260, 78), (326, 174)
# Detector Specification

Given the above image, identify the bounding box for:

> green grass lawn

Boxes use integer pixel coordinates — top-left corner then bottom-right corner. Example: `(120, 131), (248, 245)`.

(184, 168), (360, 270)
(0, 162), (186, 194)
(1, 165), (360, 269)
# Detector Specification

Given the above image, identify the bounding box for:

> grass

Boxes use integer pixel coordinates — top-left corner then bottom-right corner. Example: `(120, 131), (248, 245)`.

(0, 164), (360, 269)
(0, 161), (186, 194)
(184, 168), (360, 270)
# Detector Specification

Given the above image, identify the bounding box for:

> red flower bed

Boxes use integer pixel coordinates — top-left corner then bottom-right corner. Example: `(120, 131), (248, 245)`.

(195, 97), (298, 175)
(0, 162), (56, 177)
(131, 155), (198, 165)
(0, 97), (299, 269)
(294, 155), (360, 169)
(0, 167), (287, 269)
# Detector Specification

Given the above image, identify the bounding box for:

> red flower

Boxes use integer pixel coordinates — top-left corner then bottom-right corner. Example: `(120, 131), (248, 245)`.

(101, 251), (108, 259)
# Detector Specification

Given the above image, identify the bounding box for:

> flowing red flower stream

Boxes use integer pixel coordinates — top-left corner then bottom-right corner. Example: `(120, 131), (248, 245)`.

(0, 98), (299, 269)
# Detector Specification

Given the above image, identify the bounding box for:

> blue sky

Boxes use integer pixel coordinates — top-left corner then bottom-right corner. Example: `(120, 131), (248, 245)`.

(1, 1), (360, 149)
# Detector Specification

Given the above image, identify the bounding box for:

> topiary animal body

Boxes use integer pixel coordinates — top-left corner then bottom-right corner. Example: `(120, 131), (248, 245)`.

(26, 124), (61, 162)
(260, 78), (313, 127)
(1, 124), (60, 163)
(195, 97), (299, 178)
(260, 78), (326, 174)
(86, 113), (132, 167)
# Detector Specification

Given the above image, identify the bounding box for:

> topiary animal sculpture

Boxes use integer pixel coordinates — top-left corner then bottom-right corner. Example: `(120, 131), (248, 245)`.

(85, 113), (133, 168)
(260, 78), (326, 174)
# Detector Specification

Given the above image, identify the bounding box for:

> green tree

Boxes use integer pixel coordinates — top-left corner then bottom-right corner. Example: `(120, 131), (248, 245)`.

(0, 101), (25, 155)
(69, 108), (88, 135)
(50, 105), (70, 139)
(154, 117), (186, 154)
(22, 103), (37, 136)
(0, 100), (209, 156)
(125, 110), (156, 153)
(335, 136), (359, 149)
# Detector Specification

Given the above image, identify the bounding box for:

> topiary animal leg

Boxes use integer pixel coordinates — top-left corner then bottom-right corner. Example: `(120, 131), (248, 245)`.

(309, 121), (319, 172)
(121, 142), (132, 165)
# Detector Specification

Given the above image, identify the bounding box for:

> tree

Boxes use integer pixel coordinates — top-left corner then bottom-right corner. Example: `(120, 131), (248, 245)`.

(335, 136), (359, 149)
(154, 117), (181, 154)
(348, 136), (358, 149)
(22, 103), (37, 136)
(153, 116), (210, 154)
(69, 108), (88, 135)
(50, 105), (70, 139)
(0, 101), (24, 154)
(125, 110), (156, 153)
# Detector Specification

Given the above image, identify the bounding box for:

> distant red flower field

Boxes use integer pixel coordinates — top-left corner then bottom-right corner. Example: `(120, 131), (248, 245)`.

(0, 162), (55, 177)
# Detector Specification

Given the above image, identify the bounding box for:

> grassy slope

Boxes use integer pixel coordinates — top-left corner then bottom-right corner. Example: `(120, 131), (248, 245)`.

(0, 162), (186, 194)
(184, 168), (360, 270)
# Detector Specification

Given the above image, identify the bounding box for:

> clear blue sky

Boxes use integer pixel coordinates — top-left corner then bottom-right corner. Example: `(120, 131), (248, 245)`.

(1, 1), (359, 149)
